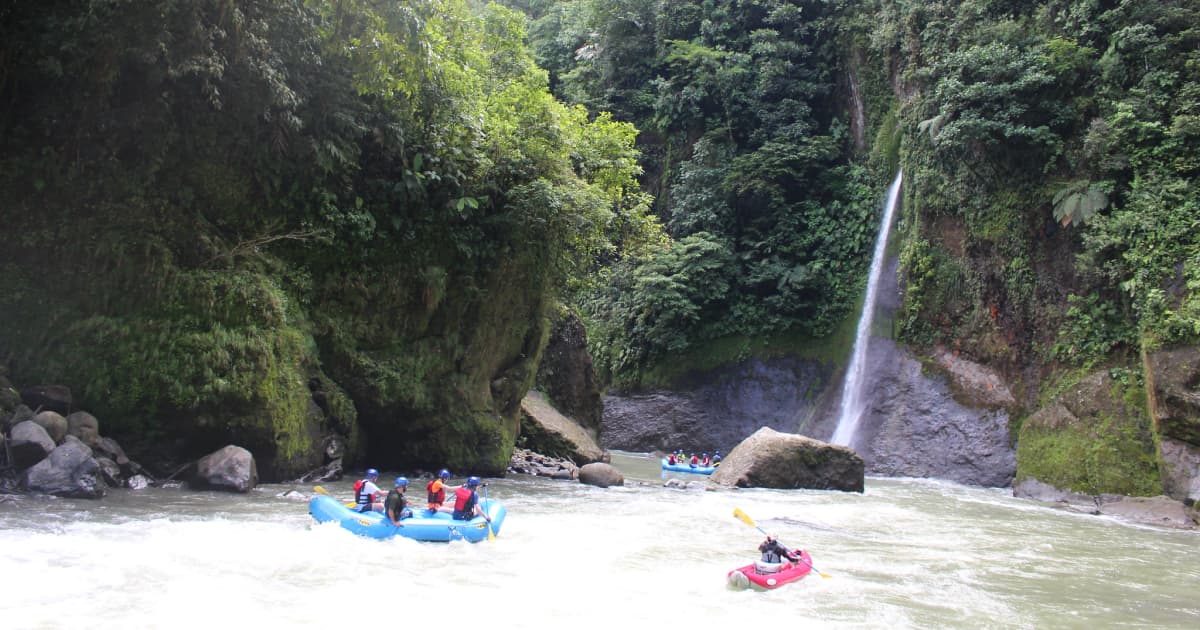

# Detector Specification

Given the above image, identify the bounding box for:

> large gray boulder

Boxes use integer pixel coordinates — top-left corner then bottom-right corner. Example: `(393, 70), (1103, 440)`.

(711, 427), (864, 492)
(9, 420), (56, 469)
(189, 445), (258, 493)
(20, 435), (105, 499)
(4, 404), (34, 433)
(578, 462), (624, 488)
(520, 391), (608, 465)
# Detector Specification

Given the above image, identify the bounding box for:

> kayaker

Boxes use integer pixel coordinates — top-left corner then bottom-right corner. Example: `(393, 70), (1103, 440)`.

(759, 535), (803, 565)
(355, 469), (386, 513)
(385, 476), (413, 526)
(452, 476), (491, 522)
(426, 469), (454, 514)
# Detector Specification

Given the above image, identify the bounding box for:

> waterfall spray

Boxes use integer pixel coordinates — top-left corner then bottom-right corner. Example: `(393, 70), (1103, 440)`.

(831, 171), (903, 447)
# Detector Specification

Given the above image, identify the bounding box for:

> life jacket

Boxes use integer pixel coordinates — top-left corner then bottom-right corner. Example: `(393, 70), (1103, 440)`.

(667, 455), (676, 465)
(426, 479), (446, 505)
(701, 457), (711, 466)
(452, 486), (478, 520)
(689, 455), (699, 465)
(354, 479), (370, 506)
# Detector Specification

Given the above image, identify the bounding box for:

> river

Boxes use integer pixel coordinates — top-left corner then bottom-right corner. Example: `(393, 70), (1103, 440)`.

(1, 451), (1196, 629)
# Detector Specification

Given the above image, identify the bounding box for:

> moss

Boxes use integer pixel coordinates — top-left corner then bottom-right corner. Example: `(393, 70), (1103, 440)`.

(1016, 368), (1161, 496)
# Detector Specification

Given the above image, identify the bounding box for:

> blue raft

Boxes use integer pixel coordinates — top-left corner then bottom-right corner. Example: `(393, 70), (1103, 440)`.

(661, 458), (717, 475)
(308, 494), (506, 542)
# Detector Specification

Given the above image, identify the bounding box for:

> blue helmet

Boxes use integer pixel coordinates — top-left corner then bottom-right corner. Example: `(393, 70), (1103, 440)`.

(395, 476), (409, 487)
(366, 468), (379, 478)
(467, 476), (481, 487)
(438, 469), (451, 479)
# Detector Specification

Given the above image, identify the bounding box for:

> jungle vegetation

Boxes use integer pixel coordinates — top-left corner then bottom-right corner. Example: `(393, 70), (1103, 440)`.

(2, 0), (1197, 486)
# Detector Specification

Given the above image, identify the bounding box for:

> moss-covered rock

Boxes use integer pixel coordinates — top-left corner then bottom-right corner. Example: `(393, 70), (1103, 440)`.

(1016, 369), (1161, 496)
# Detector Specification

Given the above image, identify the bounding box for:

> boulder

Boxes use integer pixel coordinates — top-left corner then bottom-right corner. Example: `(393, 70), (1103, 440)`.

(20, 385), (72, 415)
(126, 474), (151, 490)
(31, 410), (68, 443)
(534, 309), (603, 433)
(711, 427), (864, 492)
(9, 420), (56, 469)
(66, 411), (101, 448)
(95, 456), (123, 487)
(1158, 437), (1200, 504)
(519, 390), (608, 465)
(20, 435), (105, 499)
(4, 404), (34, 433)
(578, 462), (624, 488)
(1098, 496), (1198, 529)
(189, 445), (258, 493)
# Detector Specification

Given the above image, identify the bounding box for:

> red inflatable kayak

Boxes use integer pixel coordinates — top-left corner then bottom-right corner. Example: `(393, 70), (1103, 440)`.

(726, 550), (815, 590)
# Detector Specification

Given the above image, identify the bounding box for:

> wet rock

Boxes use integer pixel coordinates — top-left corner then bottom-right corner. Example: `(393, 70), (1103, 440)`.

(31, 410), (67, 444)
(189, 445), (258, 493)
(277, 489), (309, 501)
(20, 435), (105, 499)
(4, 404), (34, 433)
(578, 462), (624, 488)
(66, 411), (101, 448)
(96, 456), (122, 487)
(508, 448), (579, 479)
(711, 427), (864, 492)
(126, 474), (151, 490)
(9, 420), (56, 469)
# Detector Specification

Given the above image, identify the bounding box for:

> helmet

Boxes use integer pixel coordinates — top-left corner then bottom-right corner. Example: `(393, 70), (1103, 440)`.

(366, 468), (379, 478)
(439, 469), (451, 479)
(702, 452), (708, 456)
(466, 476), (481, 487)
(715, 450), (721, 455)
(395, 476), (409, 487)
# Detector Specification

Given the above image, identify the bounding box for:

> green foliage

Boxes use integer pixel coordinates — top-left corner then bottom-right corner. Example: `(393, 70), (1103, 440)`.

(1051, 293), (1136, 368)
(1051, 180), (1111, 227)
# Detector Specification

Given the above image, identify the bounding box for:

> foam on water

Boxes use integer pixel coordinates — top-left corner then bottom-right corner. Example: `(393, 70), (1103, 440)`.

(1, 452), (1196, 628)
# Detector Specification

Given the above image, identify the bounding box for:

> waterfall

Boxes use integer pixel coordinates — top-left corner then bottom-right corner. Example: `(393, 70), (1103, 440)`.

(831, 170), (903, 447)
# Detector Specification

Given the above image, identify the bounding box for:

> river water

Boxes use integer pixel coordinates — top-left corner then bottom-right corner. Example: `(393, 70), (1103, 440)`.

(2, 451), (1195, 629)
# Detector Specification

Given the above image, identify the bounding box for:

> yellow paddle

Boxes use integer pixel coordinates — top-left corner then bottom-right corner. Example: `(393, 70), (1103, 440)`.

(313, 485), (358, 509)
(733, 507), (831, 578)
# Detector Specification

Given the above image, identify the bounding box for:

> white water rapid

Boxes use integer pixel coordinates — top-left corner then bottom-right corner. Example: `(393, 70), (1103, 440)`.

(832, 170), (903, 447)
(1, 451), (1197, 628)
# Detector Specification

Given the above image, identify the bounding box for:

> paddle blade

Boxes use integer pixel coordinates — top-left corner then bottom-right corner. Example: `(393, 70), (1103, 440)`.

(733, 507), (756, 528)
(313, 486), (329, 496)
(487, 523), (495, 542)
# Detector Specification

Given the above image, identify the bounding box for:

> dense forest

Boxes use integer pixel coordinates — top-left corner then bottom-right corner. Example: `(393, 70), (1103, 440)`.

(2, 1), (1197, 495)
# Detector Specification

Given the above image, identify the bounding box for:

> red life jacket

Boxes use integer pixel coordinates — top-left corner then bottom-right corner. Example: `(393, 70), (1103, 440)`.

(453, 486), (477, 519)
(354, 479), (369, 506)
(426, 479), (446, 504)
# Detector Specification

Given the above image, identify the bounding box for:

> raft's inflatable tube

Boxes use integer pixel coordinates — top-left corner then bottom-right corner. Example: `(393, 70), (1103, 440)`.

(308, 494), (506, 542)
(726, 551), (815, 590)
(660, 458), (716, 475)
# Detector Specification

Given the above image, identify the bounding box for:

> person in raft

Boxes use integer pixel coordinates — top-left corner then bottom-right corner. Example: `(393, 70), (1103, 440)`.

(386, 476), (413, 526)
(452, 476), (491, 522)
(354, 468), (386, 513)
(667, 452), (678, 465)
(711, 450), (722, 466)
(689, 452), (700, 466)
(426, 469), (455, 514)
(758, 535), (803, 567)
(700, 452), (711, 466)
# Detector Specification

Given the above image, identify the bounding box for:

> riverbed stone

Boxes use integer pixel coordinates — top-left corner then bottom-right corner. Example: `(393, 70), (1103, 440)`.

(578, 462), (623, 488)
(9, 420), (56, 469)
(189, 445), (258, 493)
(4, 404), (34, 433)
(20, 435), (105, 499)
(711, 427), (864, 492)
(66, 411), (101, 448)
(31, 410), (68, 444)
